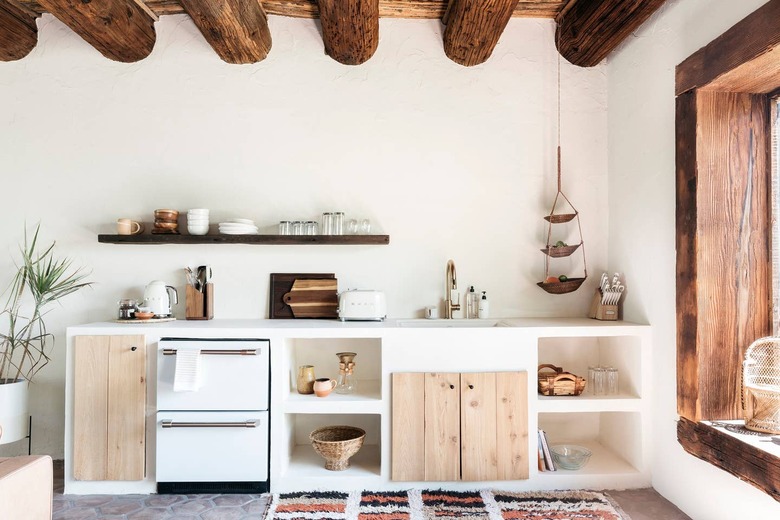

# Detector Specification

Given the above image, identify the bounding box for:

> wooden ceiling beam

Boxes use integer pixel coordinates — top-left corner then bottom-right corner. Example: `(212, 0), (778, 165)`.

(0, 0), (38, 60)
(178, 0), (271, 64)
(318, 0), (378, 65)
(555, 0), (666, 67)
(442, 0), (520, 66)
(36, 0), (156, 62)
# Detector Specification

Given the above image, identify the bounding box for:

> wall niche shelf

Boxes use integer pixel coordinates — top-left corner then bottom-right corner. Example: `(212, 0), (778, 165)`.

(98, 234), (390, 245)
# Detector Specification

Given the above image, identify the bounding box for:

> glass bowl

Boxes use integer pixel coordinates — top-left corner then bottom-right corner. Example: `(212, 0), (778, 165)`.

(551, 444), (592, 470)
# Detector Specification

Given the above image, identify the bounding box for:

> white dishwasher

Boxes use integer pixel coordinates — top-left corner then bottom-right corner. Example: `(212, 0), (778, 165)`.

(156, 338), (270, 494)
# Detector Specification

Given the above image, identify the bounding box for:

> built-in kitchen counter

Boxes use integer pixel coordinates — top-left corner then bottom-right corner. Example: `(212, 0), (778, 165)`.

(64, 318), (651, 494)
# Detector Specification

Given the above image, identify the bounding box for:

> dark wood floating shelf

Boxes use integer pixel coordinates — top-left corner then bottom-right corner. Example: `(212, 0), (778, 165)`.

(98, 234), (390, 245)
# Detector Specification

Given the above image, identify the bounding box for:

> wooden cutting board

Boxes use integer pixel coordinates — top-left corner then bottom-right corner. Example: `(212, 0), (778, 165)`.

(268, 273), (337, 319)
(283, 279), (339, 318)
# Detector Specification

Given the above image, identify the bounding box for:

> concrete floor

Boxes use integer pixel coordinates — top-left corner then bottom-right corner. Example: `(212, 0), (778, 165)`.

(53, 461), (691, 519)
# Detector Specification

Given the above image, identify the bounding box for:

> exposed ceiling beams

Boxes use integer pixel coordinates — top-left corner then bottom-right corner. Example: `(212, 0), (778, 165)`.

(35, 0), (156, 62)
(179, 0), (272, 64)
(319, 0), (379, 65)
(0, 0), (37, 61)
(1, 0), (668, 67)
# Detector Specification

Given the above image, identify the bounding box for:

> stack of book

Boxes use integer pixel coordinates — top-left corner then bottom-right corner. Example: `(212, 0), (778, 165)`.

(538, 430), (556, 471)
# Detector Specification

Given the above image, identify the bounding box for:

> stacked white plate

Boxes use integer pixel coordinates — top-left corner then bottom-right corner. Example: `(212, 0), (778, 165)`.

(219, 218), (258, 235)
(187, 209), (210, 236)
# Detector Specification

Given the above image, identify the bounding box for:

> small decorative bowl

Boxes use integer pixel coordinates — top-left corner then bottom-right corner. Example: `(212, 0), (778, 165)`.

(134, 311), (155, 320)
(550, 444), (592, 470)
(309, 426), (365, 471)
(154, 209), (179, 222)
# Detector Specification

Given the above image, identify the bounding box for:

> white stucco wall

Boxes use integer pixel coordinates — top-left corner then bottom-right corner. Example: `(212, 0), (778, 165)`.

(0, 15), (608, 457)
(607, 0), (780, 517)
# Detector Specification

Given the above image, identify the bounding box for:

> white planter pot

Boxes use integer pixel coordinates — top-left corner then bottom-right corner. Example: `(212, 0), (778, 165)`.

(0, 379), (29, 445)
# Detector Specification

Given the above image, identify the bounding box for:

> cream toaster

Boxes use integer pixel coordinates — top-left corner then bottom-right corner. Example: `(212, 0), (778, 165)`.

(338, 290), (387, 321)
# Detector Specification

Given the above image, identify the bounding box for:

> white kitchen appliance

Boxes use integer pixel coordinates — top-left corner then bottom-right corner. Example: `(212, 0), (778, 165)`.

(156, 338), (270, 494)
(338, 290), (387, 321)
(143, 280), (178, 317)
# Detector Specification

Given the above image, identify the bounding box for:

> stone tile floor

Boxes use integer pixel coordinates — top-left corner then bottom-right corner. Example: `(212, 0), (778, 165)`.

(53, 461), (690, 519)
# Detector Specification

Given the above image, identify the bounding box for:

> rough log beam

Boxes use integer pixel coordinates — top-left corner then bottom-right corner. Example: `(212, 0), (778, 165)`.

(0, 0), (38, 60)
(555, 0), (666, 67)
(21, 0), (565, 19)
(178, 0), (271, 64)
(36, 0), (156, 62)
(678, 418), (780, 502)
(443, 0), (520, 66)
(318, 0), (378, 65)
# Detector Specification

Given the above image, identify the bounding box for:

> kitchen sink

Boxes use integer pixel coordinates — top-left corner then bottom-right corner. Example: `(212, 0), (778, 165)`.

(396, 319), (503, 328)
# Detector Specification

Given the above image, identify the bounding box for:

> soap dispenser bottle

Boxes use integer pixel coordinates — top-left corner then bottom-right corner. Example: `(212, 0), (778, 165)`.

(478, 291), (489, 319)
(466, 286), (479, 319)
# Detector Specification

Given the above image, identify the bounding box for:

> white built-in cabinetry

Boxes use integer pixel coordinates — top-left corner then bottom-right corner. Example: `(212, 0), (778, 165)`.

(65, 318), (650, 494)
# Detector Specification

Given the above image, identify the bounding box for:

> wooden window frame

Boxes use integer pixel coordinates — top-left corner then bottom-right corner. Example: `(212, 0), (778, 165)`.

(675, 0), (780, 500)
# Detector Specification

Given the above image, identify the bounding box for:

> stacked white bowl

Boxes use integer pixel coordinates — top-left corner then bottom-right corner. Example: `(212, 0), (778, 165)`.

(187, 209), (210, 235)
(218, 218), (258, 235)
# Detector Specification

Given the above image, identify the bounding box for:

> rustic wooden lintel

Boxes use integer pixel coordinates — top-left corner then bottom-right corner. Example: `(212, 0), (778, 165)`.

(0, 0), (38, 61)
(555, 0), (666, 67)
(442, 0), (520, 67)
(677, 418), (780, 502)
(36, 0), (157, 62)
(318, 0), (379, 65)
(178, 0), (272, 64)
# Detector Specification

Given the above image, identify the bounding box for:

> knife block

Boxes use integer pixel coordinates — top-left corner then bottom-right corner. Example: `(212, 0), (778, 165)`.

(186, 283), (214, 320)
(588, 289), (618, 321)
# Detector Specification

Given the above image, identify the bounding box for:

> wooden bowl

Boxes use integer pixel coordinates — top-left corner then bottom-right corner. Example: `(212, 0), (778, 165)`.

(154, 220), (179, 230)
(309, 426), (365, 471)
(134, 311), (155, 320)
(154, 209), (179, 222)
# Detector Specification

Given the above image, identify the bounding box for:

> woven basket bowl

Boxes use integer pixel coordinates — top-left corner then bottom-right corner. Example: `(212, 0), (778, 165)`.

(540, 243), (582, 258)
(309, 426), (366, 471)
(537, 277), (586, 294)
(544, 212), (577, 224)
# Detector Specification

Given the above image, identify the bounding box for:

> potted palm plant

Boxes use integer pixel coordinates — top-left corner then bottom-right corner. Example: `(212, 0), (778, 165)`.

(0, 225), (91, 445)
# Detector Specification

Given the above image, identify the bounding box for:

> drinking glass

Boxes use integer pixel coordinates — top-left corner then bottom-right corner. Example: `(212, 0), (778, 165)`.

(347, 219), (359, 235)
(279, 221), (292, 235)
(607, 367), (619, 395)
(594, 367), (606, 396)
(292, 221), (304, 235)
(321, 213), (333, 235)
(305, 221), (319, 235)
(359, 219), (371, 235)
(332, 212), (345, 235)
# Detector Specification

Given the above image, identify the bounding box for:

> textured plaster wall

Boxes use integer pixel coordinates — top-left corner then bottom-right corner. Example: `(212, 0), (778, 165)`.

(607, 0), (780, 517)
(0, 15), (607, 457)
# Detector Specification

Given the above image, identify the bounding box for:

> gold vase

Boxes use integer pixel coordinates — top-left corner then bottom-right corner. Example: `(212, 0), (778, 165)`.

(296, 365), (316, 394)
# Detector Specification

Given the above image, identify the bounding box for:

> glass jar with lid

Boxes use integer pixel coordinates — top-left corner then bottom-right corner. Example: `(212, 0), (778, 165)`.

(118, 299), (139, 320)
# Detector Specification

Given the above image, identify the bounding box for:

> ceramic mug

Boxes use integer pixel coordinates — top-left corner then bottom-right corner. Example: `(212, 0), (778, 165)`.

(313, 377), (336, 397)
(117, 218), (143, 235)
(425, 305), (439, 319)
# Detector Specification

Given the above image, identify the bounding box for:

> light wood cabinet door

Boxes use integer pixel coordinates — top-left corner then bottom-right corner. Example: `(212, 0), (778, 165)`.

(73, 335), (146, 481)
(391, 370), (528, 482)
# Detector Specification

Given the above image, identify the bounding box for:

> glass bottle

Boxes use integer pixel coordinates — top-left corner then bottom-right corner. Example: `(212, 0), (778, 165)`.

(466, 286), (479, 319)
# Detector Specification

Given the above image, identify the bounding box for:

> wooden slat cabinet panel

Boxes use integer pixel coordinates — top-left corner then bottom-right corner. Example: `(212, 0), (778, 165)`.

(460, 372), (497, 481)
(391, 373), (425, 481)
(391, 371), (528, 482)
(73, 335), (146, 481)
(424, 373), (461, 481)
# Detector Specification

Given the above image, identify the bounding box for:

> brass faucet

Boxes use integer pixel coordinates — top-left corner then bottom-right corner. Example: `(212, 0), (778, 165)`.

(445, 259), (460, 319)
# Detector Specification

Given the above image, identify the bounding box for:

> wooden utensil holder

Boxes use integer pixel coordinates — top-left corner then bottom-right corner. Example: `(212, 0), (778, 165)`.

(186, 283), (214, 320)
(588, 289), (618, 321)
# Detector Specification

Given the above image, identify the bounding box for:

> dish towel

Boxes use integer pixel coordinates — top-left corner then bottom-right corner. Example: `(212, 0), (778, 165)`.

(173, 349), (202, 392)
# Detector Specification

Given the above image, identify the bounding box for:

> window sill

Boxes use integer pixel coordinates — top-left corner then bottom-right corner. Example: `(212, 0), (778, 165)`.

(677, 417), (780, 501)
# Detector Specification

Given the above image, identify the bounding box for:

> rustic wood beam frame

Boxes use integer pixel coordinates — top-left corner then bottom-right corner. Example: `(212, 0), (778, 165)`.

(35, 0), (157, 62)
(318, 0), (379, 65)
(178, 0), (272, 64)
(0, 0), (38, 61)
(442, 0), (520, 67)
(675, 0), (780, 500)
(555, 0), (666, 68)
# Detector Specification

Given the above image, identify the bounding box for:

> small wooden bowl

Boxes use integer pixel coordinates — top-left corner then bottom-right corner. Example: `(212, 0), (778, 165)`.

(154, 221), (179, 230)
(154, 209), (179, 221)
(134, 311), (155, 320)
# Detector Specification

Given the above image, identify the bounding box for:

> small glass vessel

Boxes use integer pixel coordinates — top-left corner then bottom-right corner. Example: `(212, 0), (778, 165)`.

(117, 299), (138, 320)
(335, 352), (357, 394)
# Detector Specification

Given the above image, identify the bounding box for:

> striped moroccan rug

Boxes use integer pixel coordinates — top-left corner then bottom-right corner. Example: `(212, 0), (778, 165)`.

(264, 489), (631, 520)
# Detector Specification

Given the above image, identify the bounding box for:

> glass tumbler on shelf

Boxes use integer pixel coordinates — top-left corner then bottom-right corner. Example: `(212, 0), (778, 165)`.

(304, 221), (319, 235)
(588, 365), (597, 395)
(607, 367), (619, 395)
(347, 219), (359, 235)
(117, 299), (138, 320)
(332, 212), (345, 235)
(321, 213), (333, 235)
(292, 221), (304, 235)
(359, 219), (371, 235)
(593, 367), (606, 396)
(279, 221), (292, 235)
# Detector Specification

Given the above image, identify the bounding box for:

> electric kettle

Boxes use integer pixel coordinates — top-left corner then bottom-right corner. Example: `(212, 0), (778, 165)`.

(143, 280), (178, 317)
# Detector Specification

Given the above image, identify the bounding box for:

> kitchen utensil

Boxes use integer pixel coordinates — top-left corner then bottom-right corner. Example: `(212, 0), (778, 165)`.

(269, 273), (336, 319)
(143, 280), (178, 317)
(283, 279), (339, 318)
(185, 283), (214, 320)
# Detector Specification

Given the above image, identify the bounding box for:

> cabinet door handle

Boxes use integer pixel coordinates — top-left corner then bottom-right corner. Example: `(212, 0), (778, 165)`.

(131, 346), (137, 351)
(162, 348), (259, 356)
(468, 384), (474, 389)
(161, 420), (259, 429)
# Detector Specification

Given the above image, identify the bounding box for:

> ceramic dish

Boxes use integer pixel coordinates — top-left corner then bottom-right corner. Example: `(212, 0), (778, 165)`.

(550, 444), (592, 470)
